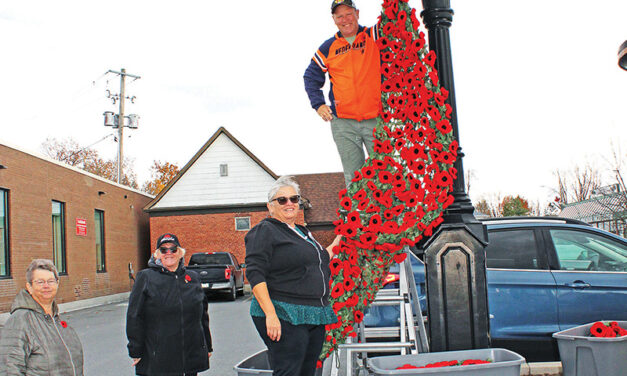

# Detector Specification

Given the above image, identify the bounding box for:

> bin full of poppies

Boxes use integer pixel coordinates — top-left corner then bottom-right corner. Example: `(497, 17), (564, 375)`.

(553, 320), (627, 376)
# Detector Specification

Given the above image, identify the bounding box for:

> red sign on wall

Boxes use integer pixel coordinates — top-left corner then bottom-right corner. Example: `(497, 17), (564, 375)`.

(76, 218), (87, 236)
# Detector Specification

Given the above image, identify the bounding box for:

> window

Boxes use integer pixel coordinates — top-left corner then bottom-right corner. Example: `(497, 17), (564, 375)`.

(220, 164), (228, 177)
(0, 189), (9, 277)
(485, 229), (541, 270)
(235, 217), (250, 231)
(95, 210), (105, 272)
(550, 229), (627, 272)
(52, 201), (66, 274)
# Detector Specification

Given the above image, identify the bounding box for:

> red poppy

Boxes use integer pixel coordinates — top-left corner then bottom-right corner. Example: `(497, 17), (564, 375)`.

(366, 204), (381, 213)
(423, 50), (437, 67)
(378, 170), (393, 184)
(352, 189), (367, 201)
(436, 119), (452, 134)
(354, 310), (364, 323)
(384, 7), (396, 21)
(381, 51), (395, 62)
(362, 166), (376, 180)
(346, 211), (362, 227)
(393, 253), (407, 263)
(345, 294), (359, 307)
(381, 111), (392, 122)
(383, 209), (395, 220)
(372, 159), (387, 170)
(343, 277), (356, 291)
(332, 301), (345, 312)
(368, 215), (382, 230)
(351, 170), (363, 182)
(376, 36), (390, 50)
(434, 171), (452, 187)
(340, 197), (352, 211)
(381, 63), (393, 78)
(357, 199), (369, 210)
(184, 274), (192, 283)
(331, 283), (345, 299)
(60, 321), (68, 328)
(330, 258), (343, 275)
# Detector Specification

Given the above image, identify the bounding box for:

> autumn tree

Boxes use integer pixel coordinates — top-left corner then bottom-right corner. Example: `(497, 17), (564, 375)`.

(475, 193), (503, 218)
(501, 195), (531, 217)
(41, 137), (138, 188)
(142, 161), (180, 195)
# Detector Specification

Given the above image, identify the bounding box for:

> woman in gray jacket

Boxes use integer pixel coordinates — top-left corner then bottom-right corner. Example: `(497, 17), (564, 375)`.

(0, 259), (84, 376)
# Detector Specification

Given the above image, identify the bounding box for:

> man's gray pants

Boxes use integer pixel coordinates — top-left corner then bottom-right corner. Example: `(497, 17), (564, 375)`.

(330, 117), (378, 188)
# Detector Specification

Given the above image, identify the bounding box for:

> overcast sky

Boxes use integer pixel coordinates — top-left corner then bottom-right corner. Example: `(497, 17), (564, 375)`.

(1, 1), (626, 207)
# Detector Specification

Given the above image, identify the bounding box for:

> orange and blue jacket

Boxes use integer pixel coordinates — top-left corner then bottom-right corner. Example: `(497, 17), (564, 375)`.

(304, 25), (381, 121)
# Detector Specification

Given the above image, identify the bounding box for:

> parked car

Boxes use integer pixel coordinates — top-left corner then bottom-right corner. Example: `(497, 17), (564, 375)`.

(364, 217), (627, 361)
(187, 252), (246, 301)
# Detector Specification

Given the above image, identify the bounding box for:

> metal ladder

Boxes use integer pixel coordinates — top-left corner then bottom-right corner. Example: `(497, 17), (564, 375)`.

(323, 247), (429, 376)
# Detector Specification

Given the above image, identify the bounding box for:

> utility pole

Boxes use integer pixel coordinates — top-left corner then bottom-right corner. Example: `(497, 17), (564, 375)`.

(103, 68), (140, 184)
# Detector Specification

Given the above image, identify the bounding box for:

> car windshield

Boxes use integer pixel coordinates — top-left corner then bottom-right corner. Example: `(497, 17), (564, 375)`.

(188, 253), (231, 265)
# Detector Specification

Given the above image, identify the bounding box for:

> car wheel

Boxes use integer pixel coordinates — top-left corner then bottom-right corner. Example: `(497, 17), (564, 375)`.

(227, 282), (237, 301)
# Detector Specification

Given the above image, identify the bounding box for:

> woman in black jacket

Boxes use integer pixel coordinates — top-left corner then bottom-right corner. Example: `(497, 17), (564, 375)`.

(245, 176), (340, 376)
(126, 233), (212, 376)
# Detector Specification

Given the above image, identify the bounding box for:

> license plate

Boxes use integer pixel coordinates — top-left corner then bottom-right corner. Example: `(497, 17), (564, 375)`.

(201, 283), (209, 288)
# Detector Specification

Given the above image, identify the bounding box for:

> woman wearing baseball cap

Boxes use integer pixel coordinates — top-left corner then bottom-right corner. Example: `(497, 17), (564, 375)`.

(126, 233), (212, 376)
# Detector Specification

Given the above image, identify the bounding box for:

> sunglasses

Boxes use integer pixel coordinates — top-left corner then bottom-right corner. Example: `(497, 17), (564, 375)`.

(271, 195), (300, 205)
(159, 246), (178, 254)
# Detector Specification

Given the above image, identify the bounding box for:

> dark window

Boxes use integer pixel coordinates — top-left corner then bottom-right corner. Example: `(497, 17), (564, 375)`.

(0, 189), (9, 277)
(95, 210), (105, 272)
(189, 253), (232, 265)
(235, 217), (250, 231)
(550, 229), (627, 272)
(486, 229), (541, 270)
(52, 201), (66, 274)
(220, 164), (228, 177)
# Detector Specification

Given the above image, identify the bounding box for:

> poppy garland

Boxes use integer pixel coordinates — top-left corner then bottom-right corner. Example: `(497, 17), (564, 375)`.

(319, 0), (457, 363)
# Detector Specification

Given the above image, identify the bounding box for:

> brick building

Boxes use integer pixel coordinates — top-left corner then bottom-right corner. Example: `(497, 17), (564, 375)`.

(144, 127), (343, 267)
(0, 141), (152, 312)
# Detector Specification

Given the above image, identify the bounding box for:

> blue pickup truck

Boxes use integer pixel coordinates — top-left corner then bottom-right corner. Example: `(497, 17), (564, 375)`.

(364, 217), (627, 361)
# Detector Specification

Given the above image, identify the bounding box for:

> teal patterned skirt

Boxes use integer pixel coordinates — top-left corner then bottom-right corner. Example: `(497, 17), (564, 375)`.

(250, 297), (338, 326)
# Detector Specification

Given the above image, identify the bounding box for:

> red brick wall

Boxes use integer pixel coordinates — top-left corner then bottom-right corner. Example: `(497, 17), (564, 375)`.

(149, 210), (307, 271)
(0, 145), (151, 312)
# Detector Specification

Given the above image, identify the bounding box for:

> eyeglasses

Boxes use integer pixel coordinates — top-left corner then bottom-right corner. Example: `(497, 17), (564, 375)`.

(31, 279), (58, 287)
(271, 195), (300, 205)
(159, 246), (178, 254)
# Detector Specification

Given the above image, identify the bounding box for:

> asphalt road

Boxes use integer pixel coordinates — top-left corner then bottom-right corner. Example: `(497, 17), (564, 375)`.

(63, 292), (265, 376)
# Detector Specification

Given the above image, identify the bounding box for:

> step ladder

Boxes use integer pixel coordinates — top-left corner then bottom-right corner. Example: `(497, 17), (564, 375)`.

(323, 247), (429, 376)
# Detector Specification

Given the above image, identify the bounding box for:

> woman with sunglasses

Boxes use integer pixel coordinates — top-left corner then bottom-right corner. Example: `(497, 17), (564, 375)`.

(245, 175), (340, 376)
(126, 233), (212, 376)
(0, 259), (84, 375)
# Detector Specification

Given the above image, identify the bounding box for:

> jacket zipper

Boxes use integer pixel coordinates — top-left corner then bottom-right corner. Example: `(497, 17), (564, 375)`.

(52, 316), (77, 376)
(290, 225), (327, 305)
(176, 274), (186, 371)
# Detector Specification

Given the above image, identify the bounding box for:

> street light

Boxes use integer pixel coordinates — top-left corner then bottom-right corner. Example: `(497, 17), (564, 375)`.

(619, 40), (627, 71)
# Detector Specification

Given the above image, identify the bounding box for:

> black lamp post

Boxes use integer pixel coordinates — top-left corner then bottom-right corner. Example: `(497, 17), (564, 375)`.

(418, 0), (490, 352)
(619, 40), (627, 71)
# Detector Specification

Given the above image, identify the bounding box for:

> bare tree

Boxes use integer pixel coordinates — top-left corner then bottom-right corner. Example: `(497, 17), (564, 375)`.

(41, 137), (138, 188)
(554, 165), (602, 203)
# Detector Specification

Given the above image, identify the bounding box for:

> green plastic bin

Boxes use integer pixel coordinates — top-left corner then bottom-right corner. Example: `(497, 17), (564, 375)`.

(367, 348), (524, 375)
(552, 320), (627, 376)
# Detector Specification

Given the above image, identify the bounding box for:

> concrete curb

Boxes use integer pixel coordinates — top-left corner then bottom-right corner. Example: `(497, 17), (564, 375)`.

(521, 361), (563, 376)
(0, 292), (130, 327)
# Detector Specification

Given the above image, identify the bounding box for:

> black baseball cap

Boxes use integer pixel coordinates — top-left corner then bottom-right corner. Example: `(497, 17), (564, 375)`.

(331, 0), (356, 13)
(156, 233), (181, 248)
